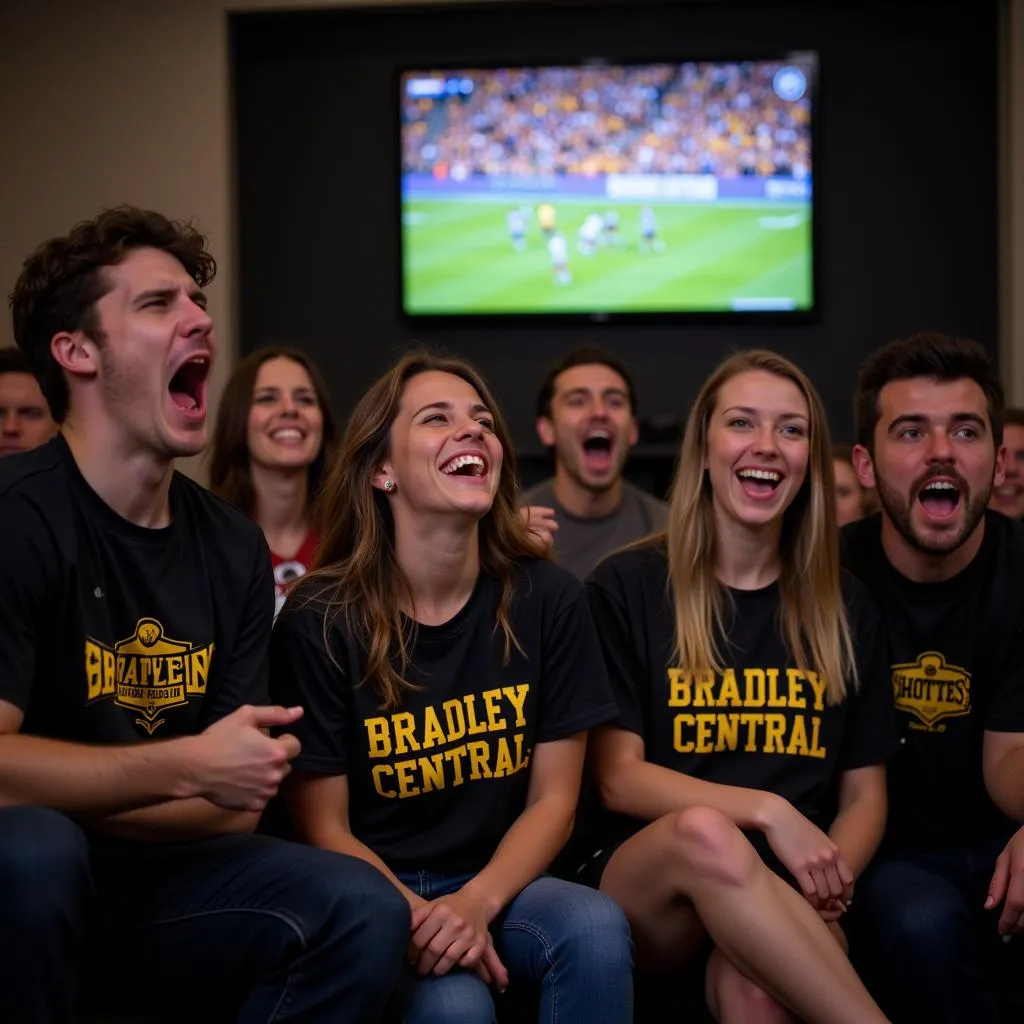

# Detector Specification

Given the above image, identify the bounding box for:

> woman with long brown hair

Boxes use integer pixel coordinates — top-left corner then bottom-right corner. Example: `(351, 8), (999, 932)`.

(208, 346), (336, 616)
(269, 351), (633, 1023)
(581, 350), (897, 1022)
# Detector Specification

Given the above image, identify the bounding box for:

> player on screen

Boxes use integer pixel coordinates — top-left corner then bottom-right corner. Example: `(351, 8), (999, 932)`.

(538, 203), (557, 239)
(506, 208), (527, 253)
(578, 214), (603, 257)
(602, 211), (621, 248)
(548, 231), (571, 286)
(638, 206), (664, 253)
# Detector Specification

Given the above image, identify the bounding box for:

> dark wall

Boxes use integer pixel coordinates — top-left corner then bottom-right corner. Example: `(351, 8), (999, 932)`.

(232, 0), (998, 489)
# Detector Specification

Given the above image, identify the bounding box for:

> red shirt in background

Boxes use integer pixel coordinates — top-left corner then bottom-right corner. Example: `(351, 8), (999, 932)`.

(271, 532), (319, 619)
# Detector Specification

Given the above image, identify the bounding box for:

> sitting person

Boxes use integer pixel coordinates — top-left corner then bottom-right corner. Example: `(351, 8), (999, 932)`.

(209, 345), (336, 616)
(0, 206), (409, 1023)
(270, 351), (635, 1023)
(844, 332), (1024, 1023)
(583, 350), (896, 1023)
(0, 345), (58, 456)
(521, 347), (666, 578)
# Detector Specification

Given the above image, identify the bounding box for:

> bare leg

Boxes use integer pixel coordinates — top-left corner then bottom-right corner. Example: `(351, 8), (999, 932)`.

(706, 948), (795, 1023)
(706, 922), (850, 1023)
(600, 807), (888, 1024)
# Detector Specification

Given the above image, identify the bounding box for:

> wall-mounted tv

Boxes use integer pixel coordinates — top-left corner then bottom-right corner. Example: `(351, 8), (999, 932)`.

(399, 55), (818, 321)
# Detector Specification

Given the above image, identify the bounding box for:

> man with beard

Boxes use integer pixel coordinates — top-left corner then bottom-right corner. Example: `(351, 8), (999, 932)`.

(989, 407), (1024, 519)
(842, 332), (1024, 1023)
(521, 347), (666, 580)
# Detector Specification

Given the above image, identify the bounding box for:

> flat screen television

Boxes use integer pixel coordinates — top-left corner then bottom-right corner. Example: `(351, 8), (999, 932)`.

(399, 55), (818, 321)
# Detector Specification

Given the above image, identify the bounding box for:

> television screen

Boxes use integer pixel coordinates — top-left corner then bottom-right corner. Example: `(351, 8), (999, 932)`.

(399, 56), (817, 319)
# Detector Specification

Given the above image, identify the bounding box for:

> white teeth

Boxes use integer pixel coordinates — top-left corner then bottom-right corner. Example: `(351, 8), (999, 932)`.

(587, 429), (611, 440)
(441, 454), (485, 475)
(271, 429), (303, 441)
(737, 468), (781, 482)
(922, 481), (957, 491)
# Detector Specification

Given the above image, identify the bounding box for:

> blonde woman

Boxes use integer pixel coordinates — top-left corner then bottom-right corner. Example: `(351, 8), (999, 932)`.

(270, 352), (633, 1023)
(583, 350), (897, 1023)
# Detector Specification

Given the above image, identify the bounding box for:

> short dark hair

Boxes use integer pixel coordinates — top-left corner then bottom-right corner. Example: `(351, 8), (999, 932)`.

(854, 332), (1004, 451)
(535, 346), (637, 420)
(832, 443), (856, 468)
(8, 206), (217, 422)
(208, 346), (338, 517)
(0, 347), (33, 378)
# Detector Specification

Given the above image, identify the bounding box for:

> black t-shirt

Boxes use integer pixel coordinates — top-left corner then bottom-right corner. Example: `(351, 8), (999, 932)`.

(842, 512), (1024, 849)
(0, 437), (274, 743)
(269, 559), (617, 874)
(585, 543), (899, 847)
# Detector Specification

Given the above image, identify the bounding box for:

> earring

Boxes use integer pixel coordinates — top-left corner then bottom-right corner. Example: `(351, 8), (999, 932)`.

(383, 479), (396, 493)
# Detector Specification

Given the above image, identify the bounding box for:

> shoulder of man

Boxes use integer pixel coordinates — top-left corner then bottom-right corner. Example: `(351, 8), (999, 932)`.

(173, 470), (262, 536)
(840, 512), (883, 575)
(986, 508), (1024, 560)
(520, 477), (556, 508)
(0, 436), (66, 500)
(623, 480), (668, 528)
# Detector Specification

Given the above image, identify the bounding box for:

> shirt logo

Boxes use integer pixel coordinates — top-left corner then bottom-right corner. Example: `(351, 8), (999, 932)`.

(891, 651), (971, 732)
(84, 618), (215, 735)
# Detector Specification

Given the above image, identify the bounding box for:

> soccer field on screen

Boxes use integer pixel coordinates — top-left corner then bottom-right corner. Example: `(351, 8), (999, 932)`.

(402, 199), (813, 315)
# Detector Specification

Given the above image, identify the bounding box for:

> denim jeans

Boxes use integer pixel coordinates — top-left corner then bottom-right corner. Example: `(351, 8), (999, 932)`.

(0, 806), (410, 1024)
(847, 837), (1009, 1024)
(393, 870), (634, 1023)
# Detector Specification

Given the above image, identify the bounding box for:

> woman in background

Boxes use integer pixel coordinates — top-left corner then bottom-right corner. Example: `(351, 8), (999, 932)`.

(584, 351), (897, 1023)
(271, 351), (633, 1023)
(209, 346), (336, 616)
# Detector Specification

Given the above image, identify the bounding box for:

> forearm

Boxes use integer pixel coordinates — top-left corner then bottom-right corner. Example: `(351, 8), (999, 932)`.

(987, 747), (1024, 823)
(829, 797), (887, 879)
(599, 758), (778, 831)
(0, 733), (198, 813)
(462, 794), (576, 920)
(304, 823), (423, 911)
(84, 799), (259, 841)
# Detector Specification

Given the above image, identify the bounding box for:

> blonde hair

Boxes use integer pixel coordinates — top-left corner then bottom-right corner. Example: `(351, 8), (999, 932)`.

(665, 350), (856, 704)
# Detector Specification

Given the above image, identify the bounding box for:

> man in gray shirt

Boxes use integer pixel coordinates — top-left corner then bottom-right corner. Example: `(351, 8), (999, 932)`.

(522, 347), (667, 580)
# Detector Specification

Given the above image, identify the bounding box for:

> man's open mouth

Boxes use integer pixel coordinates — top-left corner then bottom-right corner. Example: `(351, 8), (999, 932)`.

(168, 355), (210, 415)
(917, 478), (961, 518)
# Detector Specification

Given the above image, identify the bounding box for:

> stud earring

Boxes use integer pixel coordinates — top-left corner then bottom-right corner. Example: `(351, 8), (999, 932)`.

(383, 479), (396, 493)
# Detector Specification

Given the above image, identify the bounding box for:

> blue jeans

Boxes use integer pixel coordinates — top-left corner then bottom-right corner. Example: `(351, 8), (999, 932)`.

(848, 838), (1008, 1024)
(0, 806), (410, 1024)
(394, 870), (633, 1023)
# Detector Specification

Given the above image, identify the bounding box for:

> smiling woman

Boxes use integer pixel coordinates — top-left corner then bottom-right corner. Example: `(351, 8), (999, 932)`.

(578, 349), (898, 1024)
(208, 347), (337, 616)
(268, 350), (635, 1024)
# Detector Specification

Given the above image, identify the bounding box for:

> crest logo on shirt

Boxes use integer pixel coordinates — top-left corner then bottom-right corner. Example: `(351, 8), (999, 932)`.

(84, 618), (215, 735)
(891, 651), (971, 732)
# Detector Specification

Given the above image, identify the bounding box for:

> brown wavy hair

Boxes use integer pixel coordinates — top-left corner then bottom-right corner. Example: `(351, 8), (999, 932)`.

(297, 350), (545, 710)
(665, 350), (856, 704)
(9, 206), (216, 422)
(208, 346), (337, 517)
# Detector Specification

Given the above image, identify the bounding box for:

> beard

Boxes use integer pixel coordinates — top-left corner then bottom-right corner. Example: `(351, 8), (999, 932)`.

(875, 467), (991, 555)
